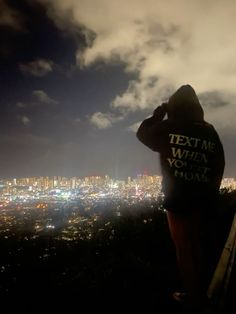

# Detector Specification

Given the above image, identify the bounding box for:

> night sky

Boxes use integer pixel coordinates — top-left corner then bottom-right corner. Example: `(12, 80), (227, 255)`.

(0, 0), (236, 179)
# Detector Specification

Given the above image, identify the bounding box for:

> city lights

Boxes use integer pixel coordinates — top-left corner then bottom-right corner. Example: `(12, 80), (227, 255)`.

(0, 174), (235, 243)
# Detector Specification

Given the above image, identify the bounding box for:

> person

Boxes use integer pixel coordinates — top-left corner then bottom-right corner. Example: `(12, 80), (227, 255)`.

(136, 84), (225, 312)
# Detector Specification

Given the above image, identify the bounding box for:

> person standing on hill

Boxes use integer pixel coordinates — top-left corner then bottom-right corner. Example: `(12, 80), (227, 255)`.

(136, 84), (225, 312)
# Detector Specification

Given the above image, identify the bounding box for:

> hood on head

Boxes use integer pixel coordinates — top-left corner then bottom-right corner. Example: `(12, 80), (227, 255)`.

(167, 85), (204, 121)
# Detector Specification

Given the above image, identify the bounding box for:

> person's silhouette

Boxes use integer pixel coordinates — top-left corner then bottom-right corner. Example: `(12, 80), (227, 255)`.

(136, 84), (225, 312)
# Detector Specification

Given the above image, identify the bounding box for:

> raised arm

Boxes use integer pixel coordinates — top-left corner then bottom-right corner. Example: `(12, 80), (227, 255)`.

(136, 103), (168, 152)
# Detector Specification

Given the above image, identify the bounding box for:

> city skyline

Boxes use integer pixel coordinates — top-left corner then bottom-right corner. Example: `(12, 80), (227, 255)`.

(1, 173), (235, 188)
(1, 0), (236, 179)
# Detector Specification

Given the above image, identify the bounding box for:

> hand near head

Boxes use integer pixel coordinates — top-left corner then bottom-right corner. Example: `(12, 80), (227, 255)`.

(161, 102), (168, 112)
(153, 102), (168, 120)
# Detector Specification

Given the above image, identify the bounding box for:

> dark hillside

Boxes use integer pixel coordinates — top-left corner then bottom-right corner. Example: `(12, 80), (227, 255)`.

(0, 190), (235, 313)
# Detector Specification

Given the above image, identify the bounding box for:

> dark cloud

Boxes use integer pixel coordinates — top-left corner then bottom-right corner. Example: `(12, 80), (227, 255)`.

(19, 59), (54, 77)
(0, 0), (25, 31)
(32, 90), (58, 104)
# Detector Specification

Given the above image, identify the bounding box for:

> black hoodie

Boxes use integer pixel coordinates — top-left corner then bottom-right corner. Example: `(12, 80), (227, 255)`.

(136, 85), (225, 213)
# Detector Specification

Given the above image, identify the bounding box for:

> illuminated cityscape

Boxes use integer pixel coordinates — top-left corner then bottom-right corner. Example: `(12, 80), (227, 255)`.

(1, 174), (235, 202)
(0, 174), (164, 243)
(0, 174), (235, 312)
(0, 174), (163, 202)
(0, 174), (235, 243)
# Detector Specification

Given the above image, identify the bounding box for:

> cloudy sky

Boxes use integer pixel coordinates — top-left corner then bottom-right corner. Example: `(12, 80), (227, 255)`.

(0, 0), (236, 179)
